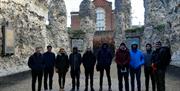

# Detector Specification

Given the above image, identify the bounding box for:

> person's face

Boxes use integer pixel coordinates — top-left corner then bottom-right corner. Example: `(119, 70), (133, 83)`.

(36, 48), (41, 53)
(103, 44), (107, 49)
(73, 48), (78, 53)
(146, 45), (151, 51)
(47, 47), (52, 52)
(132, 44), (138, 49)
(60, 49), (65, 53)
(155, 43), (161, 49)
(120, 45), (126, 50)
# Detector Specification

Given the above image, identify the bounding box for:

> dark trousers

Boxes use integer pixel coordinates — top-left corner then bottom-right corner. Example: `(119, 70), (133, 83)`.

(71, 70), (80, 89)
(130, 67), (141, 91)
(31, 70), (43, 91)
(99, 66), (111, 89)
(144, 67), (156, 91)
(58, 72), (67, 89)
(44, 69), (54, 90)
(85, 69), (94, 89)
(117, 66), (129, 91)
(155, 70), (165, 91)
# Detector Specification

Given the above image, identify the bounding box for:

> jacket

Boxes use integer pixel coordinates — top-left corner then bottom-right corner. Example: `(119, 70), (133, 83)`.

(82, 51), (96, 71)
(43, 52), (56, 70)
(97, 47), (113, 68)
(144, 50), (153, 68)
(115, 48), (130, 66)
(28, 53), (44, 71)
(55, 53), (69, 73)
(69, 52), (82, 72)
(130, 49), (144, 69)
(152, 47), (171, 70)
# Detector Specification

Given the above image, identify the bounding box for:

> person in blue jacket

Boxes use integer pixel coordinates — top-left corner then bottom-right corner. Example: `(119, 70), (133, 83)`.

(97, 43), (113, 91)
(129, 42), (144, 91)
(28, 47), (44, 91)
(43, 45), (56, 91)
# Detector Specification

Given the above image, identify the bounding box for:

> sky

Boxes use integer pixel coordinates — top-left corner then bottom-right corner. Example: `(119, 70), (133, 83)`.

(64, 0), (144, 27)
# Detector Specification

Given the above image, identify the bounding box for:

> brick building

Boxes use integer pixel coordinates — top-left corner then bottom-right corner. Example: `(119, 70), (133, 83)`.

(71, 0), (115, 53)
(71, 0), (115, 31)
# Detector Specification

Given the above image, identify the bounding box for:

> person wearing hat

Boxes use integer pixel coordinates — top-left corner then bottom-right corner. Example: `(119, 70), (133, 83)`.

(69, 47), (82, 91)
(152, 41), (171, 91)
(43, 45), (56, 91)
(115, 43), (130, 91)
(55, 48), (69, 90)
(82, 47), (96, 91)
(129, 41), (144, 91)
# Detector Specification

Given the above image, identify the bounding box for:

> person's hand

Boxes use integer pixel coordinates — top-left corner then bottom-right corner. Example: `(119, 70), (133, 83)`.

(152, 63), (157, 73)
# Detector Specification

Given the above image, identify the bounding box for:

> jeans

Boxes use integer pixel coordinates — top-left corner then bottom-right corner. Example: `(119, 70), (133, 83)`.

(71, 70), (80, 89)
(85, 69), (94, 89)
(144, 67), (156, 91)
(58, 72), (67, 89)
(44, 68), (54, 90)
(130, 67), (141, 91)
(31, 70), (43, 91)
(99, 66), (111, 89)
(117, 65), (129, 91)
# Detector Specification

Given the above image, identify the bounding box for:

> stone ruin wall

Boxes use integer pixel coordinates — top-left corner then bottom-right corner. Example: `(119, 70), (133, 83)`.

(0, 0), (70, 76)
(143, 0), (180, 66)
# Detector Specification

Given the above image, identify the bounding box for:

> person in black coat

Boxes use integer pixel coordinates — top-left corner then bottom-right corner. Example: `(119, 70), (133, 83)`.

(82, 47), (96, 91)
(55, 48), (69, 90)
(97, 43), (113, 91)
(69, 47), (82, 91)
(152, 41), (171, 91)
(28, 47), (44, 91)
(43, 45), (56, 91)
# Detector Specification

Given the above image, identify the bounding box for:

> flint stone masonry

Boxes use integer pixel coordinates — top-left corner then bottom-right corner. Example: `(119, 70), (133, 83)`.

(79, 0), (96, 50)
(0, 0), (69, 76)
(114, 0), (131, 49)
(143, 0), (180, 67)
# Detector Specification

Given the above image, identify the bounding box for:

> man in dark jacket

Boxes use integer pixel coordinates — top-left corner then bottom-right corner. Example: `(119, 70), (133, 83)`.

(69, 47), (82, 91)
(55, 48), (69, 90)
(97, 43), (113, 91)
(82, 47), (96, 91)
(28, 47), (44, 91)
(43, 45), (56, 91)
(115, 43), (130, 91)
(152, 41), (171, 91)
(144, 43), (155, 91)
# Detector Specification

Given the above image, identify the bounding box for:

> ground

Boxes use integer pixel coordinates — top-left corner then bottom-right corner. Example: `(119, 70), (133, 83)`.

(0, 63), (180, 91)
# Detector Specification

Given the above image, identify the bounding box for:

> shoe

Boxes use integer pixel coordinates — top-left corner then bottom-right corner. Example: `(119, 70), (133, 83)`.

(99, 88), (102, 91)
(71, 88), (75, 91)
(84, 88), (88, 91)
(77, 88), (80, 91)
(109, 87), (112, 91)
(91, 88), (95, 91)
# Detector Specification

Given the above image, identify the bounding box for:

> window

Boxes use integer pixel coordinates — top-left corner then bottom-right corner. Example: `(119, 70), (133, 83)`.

(96, 8), (105, 31)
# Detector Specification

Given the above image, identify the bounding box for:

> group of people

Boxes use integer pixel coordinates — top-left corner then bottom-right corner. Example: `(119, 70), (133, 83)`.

(28, 41), (171, 91)
(115, 41), (171, 91)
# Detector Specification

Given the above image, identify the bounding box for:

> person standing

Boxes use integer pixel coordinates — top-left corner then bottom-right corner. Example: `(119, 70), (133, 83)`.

(43, 45), (56, 91)
(152, 41), (171, 91)
(97, 43), (113, 91)
(28, 47), (44, 91)
(69, 47), (82, 91)
(55, 48), (69, 90)
(82, 47), (96, 91)
(115, 43), (130, 91)
(129, 42), (144, 91)
(144, 43), (155, 91)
